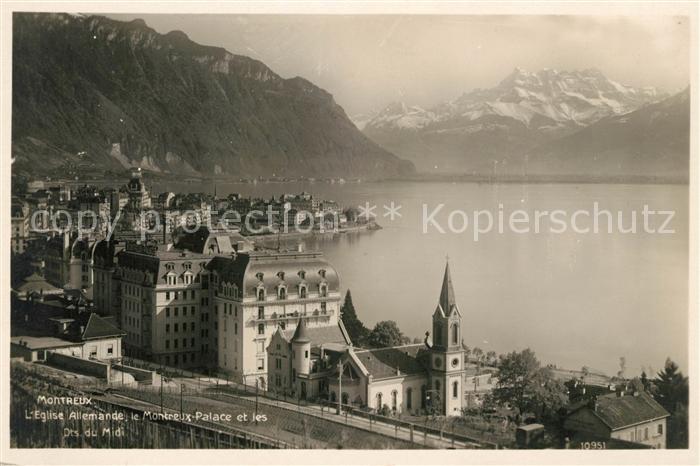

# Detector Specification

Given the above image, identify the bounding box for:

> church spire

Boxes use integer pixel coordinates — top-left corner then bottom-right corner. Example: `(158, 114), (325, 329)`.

(439, 259), (457, 313)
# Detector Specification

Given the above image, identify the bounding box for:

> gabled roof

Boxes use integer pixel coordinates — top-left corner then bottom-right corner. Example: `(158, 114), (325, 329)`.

(577, 392), (670, 430)
(353, 344), (429, 380)
(81, 313), (126, 340)
(283, 321), (349, 346)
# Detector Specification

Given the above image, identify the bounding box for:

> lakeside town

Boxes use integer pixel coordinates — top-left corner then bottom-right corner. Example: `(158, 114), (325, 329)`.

(9, 169), (689, 450)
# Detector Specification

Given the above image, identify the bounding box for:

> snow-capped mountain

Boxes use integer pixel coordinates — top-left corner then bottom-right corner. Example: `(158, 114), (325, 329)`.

(361, 68), (669, 174)
(366, 68), (663, 132)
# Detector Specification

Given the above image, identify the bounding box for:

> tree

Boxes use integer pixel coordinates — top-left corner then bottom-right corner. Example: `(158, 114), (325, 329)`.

(472, 347), (484, 365)
(527, 367), (569, 421)
(11, 251), (36, 288)
(366, 321), (404, 348)
(486, 351), (497, 366)
(653, 358), (689, 449)
(654, 358), (688, 413)
(339, 290), (369, 346)
(640, 371), (652, 392)
(492, 348), (567, 423)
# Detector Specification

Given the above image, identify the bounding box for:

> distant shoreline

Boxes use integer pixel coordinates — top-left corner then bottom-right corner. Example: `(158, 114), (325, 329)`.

(382, 173), (690, 186)
(18, 172), (689, 188)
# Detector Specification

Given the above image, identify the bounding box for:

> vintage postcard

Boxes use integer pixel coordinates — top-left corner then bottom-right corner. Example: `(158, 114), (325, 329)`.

(1, 1), (697, 465)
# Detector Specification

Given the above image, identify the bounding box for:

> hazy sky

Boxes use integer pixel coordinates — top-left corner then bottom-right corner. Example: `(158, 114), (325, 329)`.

(109, 14), (690, 115)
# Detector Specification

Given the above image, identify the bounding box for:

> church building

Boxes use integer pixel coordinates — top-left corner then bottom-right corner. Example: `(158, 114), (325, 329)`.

(267, 260), (496, 416)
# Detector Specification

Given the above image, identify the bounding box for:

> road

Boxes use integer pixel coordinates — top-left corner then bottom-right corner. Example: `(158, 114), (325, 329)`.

(176, 375), (482, 449)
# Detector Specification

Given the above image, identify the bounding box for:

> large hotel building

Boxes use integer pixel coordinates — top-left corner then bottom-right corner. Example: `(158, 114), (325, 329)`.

(93, 230), (345, 388)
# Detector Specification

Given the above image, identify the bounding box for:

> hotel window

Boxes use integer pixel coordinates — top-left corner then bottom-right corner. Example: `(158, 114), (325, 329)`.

(107, 344), (114, 355)
(191, 290), (195, 299)
(453, 381), (459, 398)
(320, 284), (327, 297)
(278, 287), (286, 300)
(257, 359), (265, 370)
(165, 340), (170, 349)
(258, 306), (264, 319)
(644, 428), (649, 440)
(406, 388), (413, 410)
(258, 323), (265, 335)
(191, 306), (195, 316)
(299, 286), (307, 298)
(174, 323), (179, 332)
(321, 302), (327, 313)
(182, 338), (187, 348)
(657, 424), (663, 435)
(191, 338), (195, 347)
(234, 323), (238, 334)
(165, 307), (170, 317)
(257, 341), (265, 353)
(174, 308), (179, 317)
(166, 324), (170, 333)
(257, 288), (265, 301)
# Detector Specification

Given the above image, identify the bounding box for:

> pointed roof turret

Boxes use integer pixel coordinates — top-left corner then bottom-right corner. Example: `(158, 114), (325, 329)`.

(439, 259), (457, 314)
(291, 317), (310, 344)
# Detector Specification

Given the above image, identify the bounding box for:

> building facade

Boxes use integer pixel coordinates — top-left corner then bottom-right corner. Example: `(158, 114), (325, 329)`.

(564, 390), (670, 449)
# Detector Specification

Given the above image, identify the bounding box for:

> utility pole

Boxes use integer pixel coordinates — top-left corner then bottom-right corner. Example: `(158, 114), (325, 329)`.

(337, 360), (344, 415)
(180, 383), (185, 425)
(160, 377), (164, 414)
(255, 378), (259, 424)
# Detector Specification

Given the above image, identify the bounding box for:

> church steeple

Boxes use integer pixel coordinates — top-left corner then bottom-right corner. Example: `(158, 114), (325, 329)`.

(439, 260), (457, 315)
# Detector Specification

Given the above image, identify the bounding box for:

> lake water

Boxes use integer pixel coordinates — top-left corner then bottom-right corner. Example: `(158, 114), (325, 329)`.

(155, 180), (689, 377)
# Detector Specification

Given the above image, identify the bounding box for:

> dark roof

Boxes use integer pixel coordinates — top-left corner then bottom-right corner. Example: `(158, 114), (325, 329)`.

(354, 344), (429, 379)
(117, 247), (209, 286)
(174, 226), (253, 255)
(81, 313), (126, 340)
(586, 392), (670, 430)
(290, 318), (310, 343)
(439, 261), (456, 312)
(283, 322), (349, 346)
(16, 273), (60, 293)
(206, 254), (250, 287)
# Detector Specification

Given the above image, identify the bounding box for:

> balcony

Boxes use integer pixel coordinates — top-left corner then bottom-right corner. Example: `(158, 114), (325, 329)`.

(251, 309), (332, 325)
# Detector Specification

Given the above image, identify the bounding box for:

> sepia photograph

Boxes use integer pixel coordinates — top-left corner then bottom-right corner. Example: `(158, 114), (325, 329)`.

(1, 2), (697, 464)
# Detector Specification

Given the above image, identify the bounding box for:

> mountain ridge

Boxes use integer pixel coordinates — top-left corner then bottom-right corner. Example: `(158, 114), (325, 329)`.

(12, 13), (414, 179)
